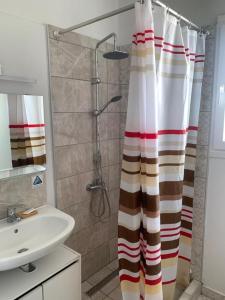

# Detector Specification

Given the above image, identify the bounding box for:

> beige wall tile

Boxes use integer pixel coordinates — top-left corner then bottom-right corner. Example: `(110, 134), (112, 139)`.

(51, 77), (93, 113)
(49, 39), (92, 80)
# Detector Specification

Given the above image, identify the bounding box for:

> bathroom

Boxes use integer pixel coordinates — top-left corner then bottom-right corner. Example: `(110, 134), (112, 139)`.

(0, 0), (224, 299)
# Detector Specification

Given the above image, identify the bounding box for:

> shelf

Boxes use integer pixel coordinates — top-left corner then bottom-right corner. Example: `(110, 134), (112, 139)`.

(0, 75), (37, 84)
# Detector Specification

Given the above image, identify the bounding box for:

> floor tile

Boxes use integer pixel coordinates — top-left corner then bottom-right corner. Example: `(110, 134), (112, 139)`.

(100, 276), (120, 295)
(108, 287), (123, 300)
(87, 267), (112, 285)
(107, 259), (119, 271)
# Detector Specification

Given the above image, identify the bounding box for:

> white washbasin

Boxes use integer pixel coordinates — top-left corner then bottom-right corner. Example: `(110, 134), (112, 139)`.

(0, 205), (75, 271)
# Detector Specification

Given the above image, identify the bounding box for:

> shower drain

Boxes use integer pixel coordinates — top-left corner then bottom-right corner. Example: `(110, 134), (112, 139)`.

(17, 248), (29, 254)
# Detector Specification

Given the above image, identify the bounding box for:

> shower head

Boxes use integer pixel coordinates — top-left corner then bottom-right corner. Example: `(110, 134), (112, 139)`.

(103, 50), (129, 60)
(110, 95), (122, 102)
(94, 96), (122, 116)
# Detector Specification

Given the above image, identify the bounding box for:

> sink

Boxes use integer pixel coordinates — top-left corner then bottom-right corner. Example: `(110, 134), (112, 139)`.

(0, 205), (75, 271)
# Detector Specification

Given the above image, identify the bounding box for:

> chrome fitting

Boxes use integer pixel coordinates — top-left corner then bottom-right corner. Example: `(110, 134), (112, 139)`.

(91, 78), (101, 85)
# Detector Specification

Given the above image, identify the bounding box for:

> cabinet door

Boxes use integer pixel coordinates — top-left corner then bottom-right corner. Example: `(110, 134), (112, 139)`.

(18, 286), (42, 300)
(43, 262), (81, 300)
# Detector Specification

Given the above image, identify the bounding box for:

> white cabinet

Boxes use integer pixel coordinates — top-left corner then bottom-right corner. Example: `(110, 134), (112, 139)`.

(19, 287), (42, 300)
(0, 246), (81, 300)
(43, 263), (81, 300)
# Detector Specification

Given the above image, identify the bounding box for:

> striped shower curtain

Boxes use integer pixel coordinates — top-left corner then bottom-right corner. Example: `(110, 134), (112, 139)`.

(118, 1), (205, 300)
(8, 95), (46, 167)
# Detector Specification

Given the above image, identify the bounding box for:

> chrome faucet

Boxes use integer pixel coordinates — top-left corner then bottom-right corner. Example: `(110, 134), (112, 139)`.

(7, 206), (23, 223)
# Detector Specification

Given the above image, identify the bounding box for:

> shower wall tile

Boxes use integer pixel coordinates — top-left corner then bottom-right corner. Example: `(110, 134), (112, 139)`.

(120, 113), (127, 138)
(51, 77), (93, 113)
(108, 139), (120, 165)
(93, 50), (108, 83)
(48, 27), (126, 280)
(108, 84), (121, 112)
(120, 84), (129, 113)
(119, 44), (131, 84)
(191, 31), (216, 283)
(53, 113), (79, 146)
(107, 113), (120, 139)
(201, 75), (213, 112)
(196, 145), (208, 178)
(109, 164), (121, 191)
(82, 243), (110, 281)
(56, 175), (80, 210)
(197, 111), (211, 146)
(109, 189), (120, 214)
(107, 60), (120, 84)
(49, 39), (92, 80)
(77, 113), (94, 144)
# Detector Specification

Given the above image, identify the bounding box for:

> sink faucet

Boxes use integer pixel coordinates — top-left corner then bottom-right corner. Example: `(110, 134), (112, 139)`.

(7, 206), (23, 223)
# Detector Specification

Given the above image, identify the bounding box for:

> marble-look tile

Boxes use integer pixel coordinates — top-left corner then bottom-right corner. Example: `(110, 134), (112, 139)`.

(120, 113), (127, 138)
(196, 145), (208, 178)
(92, 50), (108, 83)
(87, 266), (112, 286)
(108, 287), (123, 300)
(107, 84), (121, 112)
(119, 44), (131, 85)
(63, 199), (98, 233)
(109, 164), (121, 191)
(54, 143), (94, 179)
(204, 37), (216, 78)
(98, 113), (109, 140)
(108, 213), (118, 240)
(109, 189), (120, 214)
(49, 39), (92, 80)
(77, 113), (94, 144)
(53, 113), (78, 146)
(56, 175), (79, 210)
(0, 173), (46, 219)
(82, 244), (110, 281)
(101, 276), (120, 295)
(108, 139), (120, 165)
(107, 60), (120, 84)
(194, 177), (206, 209)
(120, 84), (129, 113)
(192, 207), (205, 240)
(92, 83), (108, 113)
(197, 111), (211, 146)
(201, 75), (213, 112)
(191, 238), (203, 281)
(107, 259), (119, 271)
(107, 113), (120, 139)
(51, 77), (92, 113)
(109, 237), (118, 261)
(202, 286), (225, 300)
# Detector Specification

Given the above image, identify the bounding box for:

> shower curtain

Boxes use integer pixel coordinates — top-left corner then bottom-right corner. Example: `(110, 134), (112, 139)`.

(9, 95), (46, 167)
(118, 1), (205, 299)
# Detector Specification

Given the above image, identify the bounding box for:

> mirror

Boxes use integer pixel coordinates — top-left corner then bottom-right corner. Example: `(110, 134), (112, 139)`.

(0, 93), (46, 179)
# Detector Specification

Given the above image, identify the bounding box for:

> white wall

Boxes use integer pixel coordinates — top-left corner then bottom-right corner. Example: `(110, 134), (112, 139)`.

(0, 0), (120, 41)
(0, 12), (55, 205)
(203, 158), (225, 295)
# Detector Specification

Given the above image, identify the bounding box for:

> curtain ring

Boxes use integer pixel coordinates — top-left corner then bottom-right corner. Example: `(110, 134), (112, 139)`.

(177, 14), (181, 24)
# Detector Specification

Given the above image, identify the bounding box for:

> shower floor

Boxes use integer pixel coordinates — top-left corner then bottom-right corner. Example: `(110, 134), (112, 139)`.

(82, 259), (121, 300)
(82, 260), (189, 300)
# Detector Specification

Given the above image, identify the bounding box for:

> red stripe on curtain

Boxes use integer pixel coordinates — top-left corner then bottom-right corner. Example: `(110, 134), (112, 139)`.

(178, 255), (191, 262)
(9, 123), (46, 128)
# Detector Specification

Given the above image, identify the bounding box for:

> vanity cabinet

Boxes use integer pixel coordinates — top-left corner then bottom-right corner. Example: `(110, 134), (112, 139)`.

(19, 287), (42, 300)
(0, 245), (81, 300)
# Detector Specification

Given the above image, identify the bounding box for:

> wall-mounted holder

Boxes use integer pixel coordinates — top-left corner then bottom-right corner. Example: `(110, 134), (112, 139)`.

(0, 75), (37, 84)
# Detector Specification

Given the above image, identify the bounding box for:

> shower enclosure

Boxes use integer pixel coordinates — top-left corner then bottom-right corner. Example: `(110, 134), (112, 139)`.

(86, 33), (128, 218)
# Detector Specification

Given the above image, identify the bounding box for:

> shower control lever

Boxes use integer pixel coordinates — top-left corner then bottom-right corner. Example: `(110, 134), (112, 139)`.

(86, 183), (105, 191)
(91, 77), (101, 85)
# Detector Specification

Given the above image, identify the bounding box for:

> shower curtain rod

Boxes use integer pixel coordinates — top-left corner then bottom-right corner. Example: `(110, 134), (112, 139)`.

(53, 0), (206, 39)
